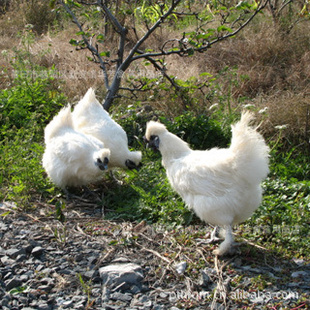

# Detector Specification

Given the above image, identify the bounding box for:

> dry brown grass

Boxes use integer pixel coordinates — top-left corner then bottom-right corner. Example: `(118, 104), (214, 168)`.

(255, 92), (310, 145)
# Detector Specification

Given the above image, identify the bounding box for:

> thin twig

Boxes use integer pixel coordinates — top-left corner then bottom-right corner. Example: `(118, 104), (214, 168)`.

(137, 243), (171, 264)
(131, 0), (269, 62)
(59, 0), (110, 91)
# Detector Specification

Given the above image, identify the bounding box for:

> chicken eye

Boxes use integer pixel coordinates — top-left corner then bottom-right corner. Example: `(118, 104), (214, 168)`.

(150, 135), (160, 150)
(150, 135), (157, 142)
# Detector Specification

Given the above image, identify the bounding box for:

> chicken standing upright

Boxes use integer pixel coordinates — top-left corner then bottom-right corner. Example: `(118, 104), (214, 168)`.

(72, 88), (142, 170)
(144, 112), (269, 255)
(42, 105), (110, 191)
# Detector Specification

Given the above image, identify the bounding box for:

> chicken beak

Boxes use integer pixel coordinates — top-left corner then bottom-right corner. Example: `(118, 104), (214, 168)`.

(125, 159), (143, 170)
(96, 157), (109, 171)
(144, 135), (160, 152)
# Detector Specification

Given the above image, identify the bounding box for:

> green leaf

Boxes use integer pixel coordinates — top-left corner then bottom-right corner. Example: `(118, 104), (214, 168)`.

(69, 39), (79, 46)
(97, 34), (105, 40)
(72, 1), (82, 8)
(99, 51), (110, 57)
(199, 72), (213, 77)
(9, 286), (28, 295)
(1, 211), (11, 217)
(217, 25), (233, 33)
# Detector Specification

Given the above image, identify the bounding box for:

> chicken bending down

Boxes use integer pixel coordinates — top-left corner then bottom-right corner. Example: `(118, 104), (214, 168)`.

(144, 112), (270, 256)
(72, 88), (142, 170)
(42, 105), (110, 192)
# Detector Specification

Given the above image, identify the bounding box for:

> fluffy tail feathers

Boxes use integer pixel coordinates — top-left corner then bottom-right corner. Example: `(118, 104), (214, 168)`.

(80, 88), (98, 107)
(230, 111), (270, 184)
(44, 105), (73, 144)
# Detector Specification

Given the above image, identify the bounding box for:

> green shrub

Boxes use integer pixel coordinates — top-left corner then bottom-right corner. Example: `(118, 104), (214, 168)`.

(0, 38), (66, 205)
(0, 78), (64, 141)
(24, 0), (58, 34)
(163, 111), (230, 150)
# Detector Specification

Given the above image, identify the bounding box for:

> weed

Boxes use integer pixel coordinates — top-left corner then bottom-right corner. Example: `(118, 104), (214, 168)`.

(0, 28), (66, 206)
(77, 273), (93, 306)
(53, 224), (67, 244)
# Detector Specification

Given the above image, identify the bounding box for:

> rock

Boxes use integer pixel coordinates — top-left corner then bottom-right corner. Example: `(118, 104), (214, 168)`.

(175, 261), (187, 275)
(110, 291), (133, 302)
(99, 263), (144, 289)
(199, 269), (212, 287)
(62, 300), (74, 308)
(1, 256), (15, 266)
(16, 254), (27, 262)
(31, 246), (44, 258)
(37, 285), (53, 293)
(291, 271), (309, 278)
(292, 258), (305, 266)
(87, 255), (98, 264)
(0, 294), (11, 307)
(75, 253), (84, 262)
(0, 205), (306, 310)
(0, 222), (9, 232)
(37, 303), (50, 310)
(84, 269), (98, 280)
(5, 277), (22, 290)
(6, 248), (26, 258)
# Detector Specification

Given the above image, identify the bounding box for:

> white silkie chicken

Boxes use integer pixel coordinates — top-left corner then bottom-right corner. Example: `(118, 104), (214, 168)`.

(42, 105), (111, 191)
(72, 88), (142, 170)
(144, 112), (270, 256)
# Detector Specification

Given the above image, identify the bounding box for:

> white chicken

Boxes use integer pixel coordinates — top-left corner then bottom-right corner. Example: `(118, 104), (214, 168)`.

(72, 88), (142, 170)
(144, 112), (270, 255)
(42, 105), (111, 191)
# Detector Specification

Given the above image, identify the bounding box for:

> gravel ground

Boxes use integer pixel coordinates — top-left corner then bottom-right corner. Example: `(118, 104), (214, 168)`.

(0, 201), (309, 310)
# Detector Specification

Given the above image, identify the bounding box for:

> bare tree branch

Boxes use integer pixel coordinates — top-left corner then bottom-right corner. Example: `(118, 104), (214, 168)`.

(130, 0), (269, 62)
(60, 0), (269, 111)
(102, 0), (183, 110)
(59, 0), (110, 91)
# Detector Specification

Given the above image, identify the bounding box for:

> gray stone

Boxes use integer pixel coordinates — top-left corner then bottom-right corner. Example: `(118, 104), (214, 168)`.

(6, 248), (26, 258)
(84, 269), (98, 280)
(175, 261), (187, 275)
(37, 285), (53, 293)
(0, 294), (11, 307)
(99, 263), (144, 289)
(5, 277), (22, 290)
(31, 246), (44, 258)
(62, 300), (74, 308)
(110, 291), (133, 302)
(16, 254), (28, 262)
(37, 303), (50, 310)
(291, 271), (309, 278)
(199, 269), (212, 287)
(1, 255), (15, 266)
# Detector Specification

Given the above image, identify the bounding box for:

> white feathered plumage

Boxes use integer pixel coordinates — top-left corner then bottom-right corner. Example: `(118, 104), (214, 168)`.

(144, 112), (270, 255)
(42, 105), (110, 190)
(72, 88), (142, 170)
